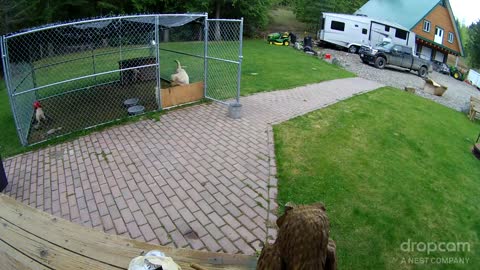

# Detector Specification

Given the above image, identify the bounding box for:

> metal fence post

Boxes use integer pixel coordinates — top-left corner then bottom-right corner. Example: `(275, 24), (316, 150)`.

(119, 18), (123, 84)
(155, 15), (162, 110)
(236, 18), (244, 104)
(92, 45), (97, 84)
(203, 14), (209, 98)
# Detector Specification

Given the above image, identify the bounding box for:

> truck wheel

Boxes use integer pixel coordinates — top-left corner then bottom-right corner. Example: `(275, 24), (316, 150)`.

(348, 45), (358, 54)
(374, 57), (386, 69)
(418, 66), (428, 78)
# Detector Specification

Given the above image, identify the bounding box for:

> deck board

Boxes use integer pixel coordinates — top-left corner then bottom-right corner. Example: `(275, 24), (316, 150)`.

(0, 194), (257, 270)
(0, 240), (50, 270)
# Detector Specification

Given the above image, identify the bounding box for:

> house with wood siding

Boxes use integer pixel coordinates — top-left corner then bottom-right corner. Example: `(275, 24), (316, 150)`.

(355, 0), (464, 65)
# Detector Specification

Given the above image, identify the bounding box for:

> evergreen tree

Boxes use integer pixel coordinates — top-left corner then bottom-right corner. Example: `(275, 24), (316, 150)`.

(467, 21), (480, 68)
(292, 0), (367, 31)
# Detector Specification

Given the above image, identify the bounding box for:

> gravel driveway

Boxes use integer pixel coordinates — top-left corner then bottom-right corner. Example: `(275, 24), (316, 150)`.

(318, 48), (480, 112)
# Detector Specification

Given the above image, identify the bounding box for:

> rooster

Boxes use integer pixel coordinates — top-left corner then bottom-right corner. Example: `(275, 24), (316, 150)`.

(33, 101), (48, 129)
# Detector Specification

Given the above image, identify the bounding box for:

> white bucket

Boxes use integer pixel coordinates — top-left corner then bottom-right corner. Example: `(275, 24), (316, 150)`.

(228, 103), (242, 119)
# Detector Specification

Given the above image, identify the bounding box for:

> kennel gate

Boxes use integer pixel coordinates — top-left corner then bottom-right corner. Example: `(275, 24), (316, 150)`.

(1, 14), (243, 146)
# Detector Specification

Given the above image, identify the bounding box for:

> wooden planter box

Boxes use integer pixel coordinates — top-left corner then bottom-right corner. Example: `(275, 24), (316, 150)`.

(424, 78), (448, 96)
(161, 81), (204, 108)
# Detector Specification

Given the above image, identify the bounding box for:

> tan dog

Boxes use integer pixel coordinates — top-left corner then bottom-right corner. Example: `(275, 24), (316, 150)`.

(170, 60), (189, 86)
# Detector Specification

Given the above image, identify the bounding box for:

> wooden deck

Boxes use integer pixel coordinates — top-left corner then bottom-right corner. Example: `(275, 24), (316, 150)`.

(0, 194), (257, 270)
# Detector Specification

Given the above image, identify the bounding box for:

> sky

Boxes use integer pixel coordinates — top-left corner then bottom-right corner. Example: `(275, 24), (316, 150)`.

(449, 0), (480, 26)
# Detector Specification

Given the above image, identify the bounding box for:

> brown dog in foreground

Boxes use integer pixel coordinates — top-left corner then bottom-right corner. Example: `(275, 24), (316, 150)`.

(257, 202), (337, 270)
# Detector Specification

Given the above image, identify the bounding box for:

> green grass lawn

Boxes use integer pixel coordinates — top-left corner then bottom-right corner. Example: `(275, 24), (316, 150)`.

(0, 83), (22, 157)
(274, 87), (480, 269)
(0, 39), (352, 156)
(241, 40), (353, 95)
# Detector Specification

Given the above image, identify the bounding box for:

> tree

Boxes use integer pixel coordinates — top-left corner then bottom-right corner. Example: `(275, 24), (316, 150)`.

(0, 0), (35, 35)
(292, 0), (367, 31)
(467, 21), (480, 68)
(181, 0), (273, 37)
(0, 0), (272, 37)
(456, 18), (469, 57)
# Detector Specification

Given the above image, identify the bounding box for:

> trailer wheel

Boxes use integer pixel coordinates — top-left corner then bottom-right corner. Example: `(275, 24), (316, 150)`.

(418, 66), (428, 78)
(348, 45), (358, 54)
(374, 57), (386, 69)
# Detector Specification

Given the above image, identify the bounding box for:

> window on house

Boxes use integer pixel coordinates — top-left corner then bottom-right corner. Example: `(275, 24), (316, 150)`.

(385, 25), (390, 32)
(448, 32), (454, 43)
(423, 20), (431, 32)
(362, 28), (368, 34)
(331, 21), (345, 31)
(395, 29), (408, 40)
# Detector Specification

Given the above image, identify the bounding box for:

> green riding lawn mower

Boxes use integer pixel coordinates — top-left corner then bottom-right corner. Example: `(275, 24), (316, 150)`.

(267, 32), (291, 46)
(449, 65), (465, 81)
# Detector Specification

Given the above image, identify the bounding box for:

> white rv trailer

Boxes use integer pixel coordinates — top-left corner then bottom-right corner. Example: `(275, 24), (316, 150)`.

(467, 69), (480, 89)
(317, 13), (416, 54)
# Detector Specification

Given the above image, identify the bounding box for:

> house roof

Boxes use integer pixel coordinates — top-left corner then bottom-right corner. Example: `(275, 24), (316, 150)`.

(355, 0), (440, 30)
(355, 0), (464, 56)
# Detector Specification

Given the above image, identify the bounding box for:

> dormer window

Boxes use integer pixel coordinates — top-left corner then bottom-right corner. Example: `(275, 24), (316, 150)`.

(448, 32), (454, 43)
(423, 20), (431, 32)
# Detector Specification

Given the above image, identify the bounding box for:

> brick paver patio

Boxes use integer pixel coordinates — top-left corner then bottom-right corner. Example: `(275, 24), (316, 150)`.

(3, 77), (383, 255)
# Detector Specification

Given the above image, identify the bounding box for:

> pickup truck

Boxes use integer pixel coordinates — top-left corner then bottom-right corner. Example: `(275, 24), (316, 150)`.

(359, 42), (432, 78)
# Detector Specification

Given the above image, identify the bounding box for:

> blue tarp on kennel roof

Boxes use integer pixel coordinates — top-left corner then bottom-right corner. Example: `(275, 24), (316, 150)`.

(72, 14), (206, 30)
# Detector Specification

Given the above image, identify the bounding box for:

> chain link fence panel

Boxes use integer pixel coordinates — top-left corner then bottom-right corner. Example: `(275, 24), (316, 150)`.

(1, 14), (242, 147)
(205, 19), (243, 103)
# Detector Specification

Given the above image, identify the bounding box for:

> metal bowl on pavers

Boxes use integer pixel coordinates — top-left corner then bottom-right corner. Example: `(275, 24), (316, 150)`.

(127, 105), (145, 116)
(124, 98), (139, 107)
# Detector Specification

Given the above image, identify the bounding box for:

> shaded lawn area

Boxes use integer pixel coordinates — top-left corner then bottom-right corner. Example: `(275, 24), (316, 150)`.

(0, 83), (22, 157)
(0, 39), (353, 156)
(267, 7), (308, 34)
(274, 87), (480, 269)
